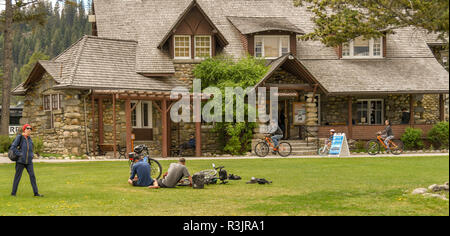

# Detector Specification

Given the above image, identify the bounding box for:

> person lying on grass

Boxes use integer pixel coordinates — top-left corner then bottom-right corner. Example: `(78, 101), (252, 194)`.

(153, 158), (192, 188)
(128, 155), (159, 189)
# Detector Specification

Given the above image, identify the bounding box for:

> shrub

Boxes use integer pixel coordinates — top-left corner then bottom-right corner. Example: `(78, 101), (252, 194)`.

(428, 121), (449, 149)
(33, 137), (44, 156)
(401, 127), (424, 150)
(0, 135), (15, 153)
(194, 55), (269, 155)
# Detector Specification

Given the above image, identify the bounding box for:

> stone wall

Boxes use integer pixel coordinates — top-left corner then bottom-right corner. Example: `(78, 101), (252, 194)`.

(21, 73), (89, 156)
(319, 94), (441, 126)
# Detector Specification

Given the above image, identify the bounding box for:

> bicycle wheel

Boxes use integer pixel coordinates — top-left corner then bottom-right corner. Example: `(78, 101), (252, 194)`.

(318, 146), (328, 156)
(255, 142), (270, 157)
(197, 169), (218, 184)
(148, 158), (162, 180)
(366, 140), (380, 156)
(277, 142), (292, 157)
(390, 140), (404, 155)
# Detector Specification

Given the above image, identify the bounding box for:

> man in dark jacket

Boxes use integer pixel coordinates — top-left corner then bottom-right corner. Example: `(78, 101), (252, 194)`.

(9, 124), (43, 197)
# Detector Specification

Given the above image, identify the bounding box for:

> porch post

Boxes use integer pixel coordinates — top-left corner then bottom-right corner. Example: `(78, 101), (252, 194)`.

(439, 94), (445, 122)
(112, 94), (117, 158)
(194, 93), (202, 157)
(348, 96), (353, 139)
(98, 98), (104, 145)
(125, 98), (132, 155)
(91, 94), (95, 154)
(409, 94), (415, 126)
(161, 99), (168, 158)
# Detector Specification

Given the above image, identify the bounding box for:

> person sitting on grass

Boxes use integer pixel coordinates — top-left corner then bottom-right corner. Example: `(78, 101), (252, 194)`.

(128, 155), (159, 189)
(153, 158), (192, 188)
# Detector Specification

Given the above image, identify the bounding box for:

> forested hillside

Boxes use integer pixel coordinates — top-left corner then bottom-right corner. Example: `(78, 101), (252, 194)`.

(0, 0), (92, 105)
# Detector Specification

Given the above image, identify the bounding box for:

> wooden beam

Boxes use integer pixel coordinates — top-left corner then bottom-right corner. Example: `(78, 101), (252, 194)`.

(112, 94), (117, 159)
(195, 120), (202, 157)
(194, 95), (202, 157)
(264, 83), (313, 91)
(439, 94), (445, 122)
(98, 98), (104, 145)
(161, 99), (168, 158)
(410, 94), (415, 126)
(125, 99), (132, 156)
(348, 96), (353, 139)
(91, 94), (96, 155)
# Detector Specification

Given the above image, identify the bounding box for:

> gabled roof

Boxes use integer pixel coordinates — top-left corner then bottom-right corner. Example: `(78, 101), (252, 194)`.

(254, 53), (327, 93)
(300, 58), (449, 95)
(227, 16), (305, 35)
(158, 0), (229, 49)
(13, 35), (185, 95)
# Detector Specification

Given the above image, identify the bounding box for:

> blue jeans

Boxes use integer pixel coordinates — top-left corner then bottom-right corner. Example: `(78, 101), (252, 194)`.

(271, 135), (283, 148)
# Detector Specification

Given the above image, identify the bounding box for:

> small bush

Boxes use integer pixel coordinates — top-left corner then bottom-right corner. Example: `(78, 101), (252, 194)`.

(428, 121), (449, 149)
(401, 128), (424, 150)
(0, 135), (15, 153)
(33, 137), (44, 156)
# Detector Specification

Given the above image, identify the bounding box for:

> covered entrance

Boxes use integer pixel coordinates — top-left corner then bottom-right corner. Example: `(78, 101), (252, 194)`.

(254, 53), (325, 141)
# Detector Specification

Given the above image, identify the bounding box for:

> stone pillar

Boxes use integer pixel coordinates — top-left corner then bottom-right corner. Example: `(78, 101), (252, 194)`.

(305, 92), (319, 141)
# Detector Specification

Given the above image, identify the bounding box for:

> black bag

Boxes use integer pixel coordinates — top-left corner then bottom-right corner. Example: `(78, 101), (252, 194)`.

(8, 135), (23, 162)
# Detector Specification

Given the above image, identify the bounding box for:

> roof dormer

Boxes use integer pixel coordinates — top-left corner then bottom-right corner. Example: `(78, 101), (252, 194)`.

(158, 0), (228, 60)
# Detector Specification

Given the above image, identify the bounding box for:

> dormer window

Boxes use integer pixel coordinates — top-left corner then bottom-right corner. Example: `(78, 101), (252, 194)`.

(255, 35), (290, 59)
(174, 35), (191, 59)
(194, 35), (212, 58)
(342, 36), (383, 58)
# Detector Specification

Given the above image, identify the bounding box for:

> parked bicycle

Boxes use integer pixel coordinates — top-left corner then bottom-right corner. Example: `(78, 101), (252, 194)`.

(366, 132), (404, 156)
(196, 163), (228, 185)
(254, 135), (292, 157)
(128, 144), (163, 180)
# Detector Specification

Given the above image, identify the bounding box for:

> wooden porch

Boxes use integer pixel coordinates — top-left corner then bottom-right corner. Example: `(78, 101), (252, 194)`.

(90, 90), (203, 158)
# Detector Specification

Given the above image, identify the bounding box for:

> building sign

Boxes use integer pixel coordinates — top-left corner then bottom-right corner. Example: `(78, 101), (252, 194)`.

(328, 133), (350, 157)
(292, 102), (306, 125)
(9, 126), (21, 135)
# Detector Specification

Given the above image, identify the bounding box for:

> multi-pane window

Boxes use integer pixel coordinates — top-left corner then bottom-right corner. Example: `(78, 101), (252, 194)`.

(255, 35), (290, 59)
(131, 101), (153, 129)
(194, 35), (212, 58)
(43, 94), (62, 111)
(174, 35), (191, 59)
(342, 36), (383, 58)
(356, 99), (384, 125)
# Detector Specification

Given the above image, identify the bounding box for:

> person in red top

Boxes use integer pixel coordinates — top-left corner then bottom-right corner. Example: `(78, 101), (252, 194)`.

(10, 124), (43, 197)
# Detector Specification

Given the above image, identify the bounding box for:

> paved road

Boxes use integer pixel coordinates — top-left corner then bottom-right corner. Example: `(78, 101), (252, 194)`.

(0, 153), (448, 164)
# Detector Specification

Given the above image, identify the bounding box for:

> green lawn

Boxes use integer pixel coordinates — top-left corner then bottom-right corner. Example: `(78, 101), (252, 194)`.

(0, 156), (448, 216)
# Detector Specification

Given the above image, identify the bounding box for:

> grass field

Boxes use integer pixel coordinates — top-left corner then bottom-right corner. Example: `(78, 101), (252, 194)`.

(0, 156), (448, 216)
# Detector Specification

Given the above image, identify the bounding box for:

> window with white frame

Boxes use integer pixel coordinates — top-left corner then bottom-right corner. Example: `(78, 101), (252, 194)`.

(342, 36), (383, 58)
(356, 99), (384, 125)
(43, 94), (62, 111)
(174, 35), (191, 59)
(255, 35), (290, 59)
(194, 35), (212, 58)
(131, 101), (153, 129)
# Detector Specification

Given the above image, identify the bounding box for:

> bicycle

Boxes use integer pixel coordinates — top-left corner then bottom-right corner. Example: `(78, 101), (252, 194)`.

(366, 132), (404, 156)
(195, 163), (228, 185)
(254, 135), (292, 157)
(128, 144), (163, 180)
(318, 142), (331, 156)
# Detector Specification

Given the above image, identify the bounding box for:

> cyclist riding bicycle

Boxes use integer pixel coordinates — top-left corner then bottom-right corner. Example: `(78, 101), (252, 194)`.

(380, 120), (394, 153)
(267, 120), (283, 151)
(325, 129), (335, 147)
